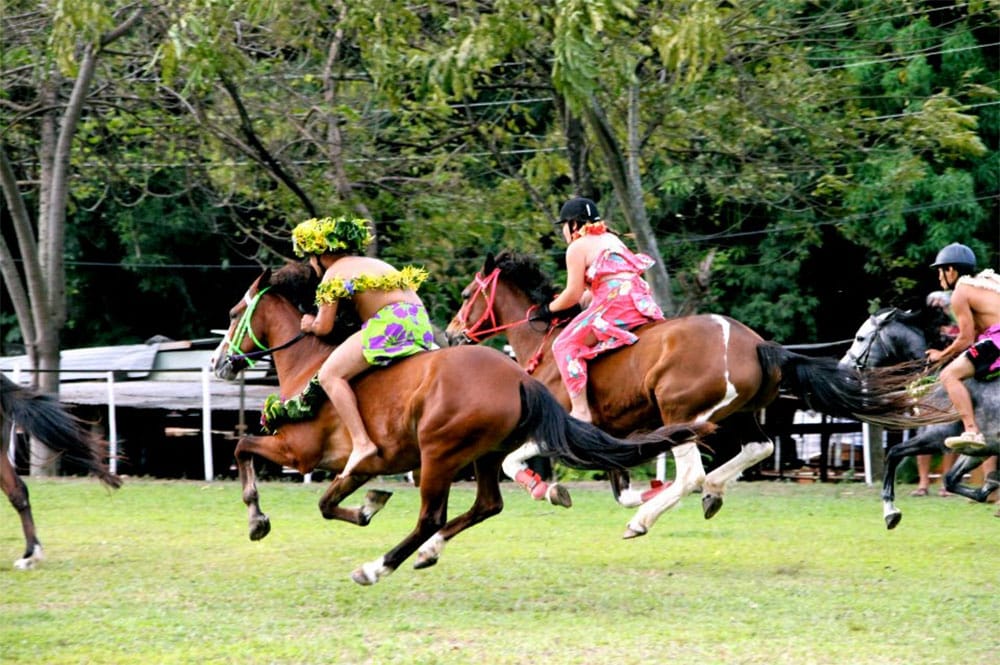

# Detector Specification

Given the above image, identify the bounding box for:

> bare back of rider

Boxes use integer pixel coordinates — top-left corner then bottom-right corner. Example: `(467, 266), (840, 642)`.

(930, 269), (1000, 451)
(304, 254), (435, 477)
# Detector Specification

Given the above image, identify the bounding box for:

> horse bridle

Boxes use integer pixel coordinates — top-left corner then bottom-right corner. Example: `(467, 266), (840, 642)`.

(453, 268), (538, 344)
(455, 268), (578, 373)
(845, 310), (896, 370)
(225, 287), (305, 369)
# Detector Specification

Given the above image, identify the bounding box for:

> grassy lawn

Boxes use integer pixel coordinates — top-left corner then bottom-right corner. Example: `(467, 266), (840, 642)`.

(1, 477), (996, 665)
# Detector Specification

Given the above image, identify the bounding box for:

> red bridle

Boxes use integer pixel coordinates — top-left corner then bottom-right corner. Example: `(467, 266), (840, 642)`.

(455, 268), (569, 374)
(455, 268), (536, 343)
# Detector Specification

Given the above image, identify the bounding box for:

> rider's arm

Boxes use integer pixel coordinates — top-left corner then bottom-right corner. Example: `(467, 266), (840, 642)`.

(549, 241), (588, 311)
(927, 286), (976, 363)
(302, 268), (342, 336)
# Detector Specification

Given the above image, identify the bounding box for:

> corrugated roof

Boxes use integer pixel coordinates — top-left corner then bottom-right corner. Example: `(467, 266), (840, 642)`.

(1, 337), (277, 412)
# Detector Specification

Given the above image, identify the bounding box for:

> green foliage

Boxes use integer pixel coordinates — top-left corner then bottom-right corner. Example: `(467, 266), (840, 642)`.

(3, 0), (996, 356)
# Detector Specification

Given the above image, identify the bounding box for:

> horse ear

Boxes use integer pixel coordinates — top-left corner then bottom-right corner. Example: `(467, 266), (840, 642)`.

(484, 252), (496, 273)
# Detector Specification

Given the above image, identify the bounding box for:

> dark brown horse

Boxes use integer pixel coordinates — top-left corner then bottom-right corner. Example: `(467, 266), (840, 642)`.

(209, 264), (708, 585)
(1, 374), (121, 569)
(444, 251), (956, 538)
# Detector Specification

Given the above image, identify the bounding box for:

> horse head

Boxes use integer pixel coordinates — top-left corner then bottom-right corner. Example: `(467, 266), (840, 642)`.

(445, 251), (558, 346)
(211, 268), (273, 381)
(840, 308), (929, 370)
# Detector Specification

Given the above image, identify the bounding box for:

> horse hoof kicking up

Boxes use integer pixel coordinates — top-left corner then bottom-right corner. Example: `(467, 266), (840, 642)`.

(702, 494), (724, 520)
(547, 483), (572, 508)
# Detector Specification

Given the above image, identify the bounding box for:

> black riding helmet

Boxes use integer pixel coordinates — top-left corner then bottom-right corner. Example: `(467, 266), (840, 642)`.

(556, 197), (601, 226)
(930, 243), (976, 272)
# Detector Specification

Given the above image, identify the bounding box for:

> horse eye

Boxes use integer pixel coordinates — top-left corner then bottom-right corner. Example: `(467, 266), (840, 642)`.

(855, 336), (865, 342)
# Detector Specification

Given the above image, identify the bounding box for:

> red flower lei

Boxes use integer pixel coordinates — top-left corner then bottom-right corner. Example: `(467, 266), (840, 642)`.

(571, 221), (608, 241)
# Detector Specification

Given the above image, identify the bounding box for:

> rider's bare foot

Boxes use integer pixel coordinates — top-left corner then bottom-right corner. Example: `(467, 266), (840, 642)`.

(339, 441), (378, 478)
(568, 410), (593, 423)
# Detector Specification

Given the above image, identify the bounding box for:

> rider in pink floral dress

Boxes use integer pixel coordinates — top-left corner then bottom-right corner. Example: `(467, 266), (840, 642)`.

(542, 197), (664, 422)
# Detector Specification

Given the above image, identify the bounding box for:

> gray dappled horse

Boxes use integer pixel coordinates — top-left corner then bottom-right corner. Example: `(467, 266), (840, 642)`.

(840, 307), (999, 529)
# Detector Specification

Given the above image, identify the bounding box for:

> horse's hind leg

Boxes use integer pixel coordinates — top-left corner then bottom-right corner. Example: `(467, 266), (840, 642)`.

(351, 463), (457, 586)
(881, 433), (943, 530)
(2, 446), (42, 569)
(702, 440), (774, 519)
(624, 441), (705, 539)
(942, 455), (997, 502)
(415, 455), (505, 570)
(317, 473), (392, 525)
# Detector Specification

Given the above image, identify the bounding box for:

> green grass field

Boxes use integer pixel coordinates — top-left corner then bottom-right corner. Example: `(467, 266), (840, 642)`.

(1, 477), (996, 665)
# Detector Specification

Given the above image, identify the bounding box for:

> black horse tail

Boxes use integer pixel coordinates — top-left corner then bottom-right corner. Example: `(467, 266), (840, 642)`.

(513, 379), (712, 470)
(1, 375), (122, 489)
(757, 343), (956, 429)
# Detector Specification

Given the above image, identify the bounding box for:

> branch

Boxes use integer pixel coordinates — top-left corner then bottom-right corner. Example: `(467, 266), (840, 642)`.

(218, 73), (317, 217)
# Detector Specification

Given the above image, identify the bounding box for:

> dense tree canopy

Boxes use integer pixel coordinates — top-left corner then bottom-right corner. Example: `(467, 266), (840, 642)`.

(2, 0), (997, 371)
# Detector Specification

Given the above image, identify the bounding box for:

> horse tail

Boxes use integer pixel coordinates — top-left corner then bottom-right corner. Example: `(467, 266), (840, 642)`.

(757, 343), (956, 429)
(514, 379), (713, 470)
(1, 376), (122, 489)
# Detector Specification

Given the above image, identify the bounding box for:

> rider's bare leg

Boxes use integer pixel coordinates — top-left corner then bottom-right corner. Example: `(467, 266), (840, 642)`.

(317, 333), (379, 478)
(568, 390), (593, 423)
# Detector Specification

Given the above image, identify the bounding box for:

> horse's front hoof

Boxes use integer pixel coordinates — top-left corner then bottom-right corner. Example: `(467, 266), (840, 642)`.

(249, 515), (271, 541)
(13, 556), (39, 570)
(350, 567), (376, 585)
(622, 524), (647, 540)
(885, 512), (902, 530)
(702, 494), (723, 520)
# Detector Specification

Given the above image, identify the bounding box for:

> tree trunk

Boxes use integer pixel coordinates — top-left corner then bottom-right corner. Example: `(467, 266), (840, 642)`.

(584, 99), (676, 316)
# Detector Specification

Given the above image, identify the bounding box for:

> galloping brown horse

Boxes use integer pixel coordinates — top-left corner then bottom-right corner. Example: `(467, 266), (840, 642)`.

(445, 251), (956, 538)
(1, 374), (121, 569)
(210, 264), (708, 585)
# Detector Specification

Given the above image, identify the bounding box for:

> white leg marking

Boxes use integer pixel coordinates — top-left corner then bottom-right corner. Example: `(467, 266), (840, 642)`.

(352, 555), (391, 585)
(13, 545), (43, 571)
(627, 442), (705, 534)
(703, 441), (774, 495)
(416, 533), (446, 566)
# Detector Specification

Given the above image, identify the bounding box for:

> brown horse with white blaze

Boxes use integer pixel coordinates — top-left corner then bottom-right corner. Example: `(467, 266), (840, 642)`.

(210, 264), (708, 585)
(445, 251), (957, 538)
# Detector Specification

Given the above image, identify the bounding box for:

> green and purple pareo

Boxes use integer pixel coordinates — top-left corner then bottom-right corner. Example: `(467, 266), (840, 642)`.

(361, 301), (437, 366)
(260, 302), (435, 433)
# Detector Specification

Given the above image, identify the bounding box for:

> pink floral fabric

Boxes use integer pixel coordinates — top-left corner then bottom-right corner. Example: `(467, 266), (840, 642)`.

(552, 248), (664, 397)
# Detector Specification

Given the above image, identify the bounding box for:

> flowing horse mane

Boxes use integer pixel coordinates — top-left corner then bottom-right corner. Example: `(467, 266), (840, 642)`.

(872, 305), (954, 352)
(491, 251), (559, 305)
(268, 262), (320, 312)
(266, 262), (361, 343)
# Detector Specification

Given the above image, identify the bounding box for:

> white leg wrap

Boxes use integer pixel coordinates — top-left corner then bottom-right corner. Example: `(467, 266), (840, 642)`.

(626, 442), (705, 534)
(502, 441), (540, 480)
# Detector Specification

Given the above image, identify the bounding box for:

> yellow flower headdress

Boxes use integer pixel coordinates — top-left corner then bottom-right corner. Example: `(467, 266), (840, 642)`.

(292, 216), (374, 257)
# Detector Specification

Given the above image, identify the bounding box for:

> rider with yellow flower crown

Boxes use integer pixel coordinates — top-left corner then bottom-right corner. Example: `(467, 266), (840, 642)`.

(292, 216), (435, 478)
